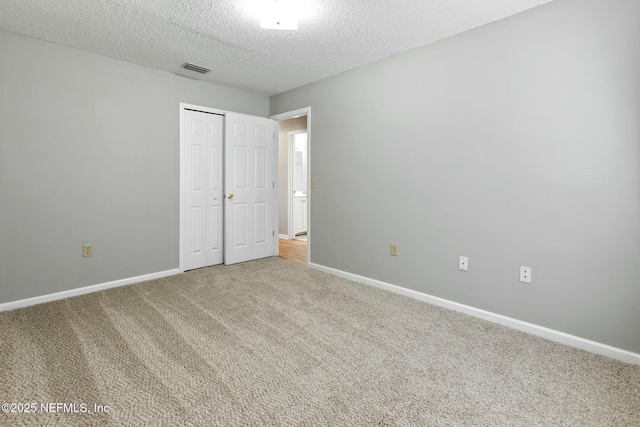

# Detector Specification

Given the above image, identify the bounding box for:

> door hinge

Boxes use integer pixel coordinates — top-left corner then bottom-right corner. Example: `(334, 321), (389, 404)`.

(272, 231), (275, 236)
(273, 182), (275, 188)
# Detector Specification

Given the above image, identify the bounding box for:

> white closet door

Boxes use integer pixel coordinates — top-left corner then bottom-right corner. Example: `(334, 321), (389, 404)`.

(183, 110), (223, 270)
(224, 113), (277, 265)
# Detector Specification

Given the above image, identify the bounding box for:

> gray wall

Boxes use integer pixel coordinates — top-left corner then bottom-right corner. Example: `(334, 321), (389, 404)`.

(277, 116), (308, 235)
(271, 0), (640, 353)
(0, 30), (269, 304)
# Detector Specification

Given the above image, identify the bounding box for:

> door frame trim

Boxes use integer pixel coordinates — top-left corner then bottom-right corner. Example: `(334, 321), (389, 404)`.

(270, 107), (312, 266)
(178, 103), (226, 273)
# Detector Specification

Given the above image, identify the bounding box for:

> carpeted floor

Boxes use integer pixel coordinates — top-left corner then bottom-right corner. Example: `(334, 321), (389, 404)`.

(1, 257), (638, 426)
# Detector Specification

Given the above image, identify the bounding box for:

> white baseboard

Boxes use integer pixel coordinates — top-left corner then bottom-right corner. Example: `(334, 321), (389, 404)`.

(0, 268), (181, 313)
(278, 234), (289, 240)
(309, 263), (640, 366)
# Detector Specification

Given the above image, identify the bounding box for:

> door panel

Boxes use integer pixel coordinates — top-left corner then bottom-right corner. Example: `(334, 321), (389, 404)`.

(255, 147), (267, 188)
(208, 205), (221, 252)
(209, 146), (221, 191)
(293, 198), (304, 235)
(234, 146), (248, 188)
(183, 110), (223, 270)
(192, 146), (203, 191)
(224, 113), (276, 265)
(255, 202), (267, 244)
(191, 206), (203, 254)
(183, 111), (206, 270)
(233, 203), (248, 248)
(255, 125), (267, 139)
(205, 117), (223, 266)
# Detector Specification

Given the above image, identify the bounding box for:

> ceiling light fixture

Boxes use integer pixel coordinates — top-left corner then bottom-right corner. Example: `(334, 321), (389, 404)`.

(259, 0), (299, 30)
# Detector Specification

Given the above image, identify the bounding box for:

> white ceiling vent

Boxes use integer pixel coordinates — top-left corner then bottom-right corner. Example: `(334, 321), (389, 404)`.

(181, 62), (211, 74)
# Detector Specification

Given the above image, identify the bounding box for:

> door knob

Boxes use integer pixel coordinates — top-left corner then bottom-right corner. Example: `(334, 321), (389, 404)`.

(226, 194), (234, 200)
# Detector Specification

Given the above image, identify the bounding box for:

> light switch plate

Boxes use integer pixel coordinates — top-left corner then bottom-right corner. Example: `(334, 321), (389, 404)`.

(83, 244), (93, 257)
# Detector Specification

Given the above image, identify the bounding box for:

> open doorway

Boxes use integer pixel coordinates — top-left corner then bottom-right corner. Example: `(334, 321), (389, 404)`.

(271, 107), (311, 265)
(289, 129), (308, 242)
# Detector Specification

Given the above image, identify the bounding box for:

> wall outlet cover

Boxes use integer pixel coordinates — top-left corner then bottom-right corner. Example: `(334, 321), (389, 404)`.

(459, 256), (468, 271)
(83, 244), (93, 257)
(520, 266), (531, 283)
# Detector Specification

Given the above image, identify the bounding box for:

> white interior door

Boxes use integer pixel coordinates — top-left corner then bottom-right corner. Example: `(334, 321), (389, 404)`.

(224, 113), (277, 265)
(293, 197), (305, 235)
(182, 109), (224, 270)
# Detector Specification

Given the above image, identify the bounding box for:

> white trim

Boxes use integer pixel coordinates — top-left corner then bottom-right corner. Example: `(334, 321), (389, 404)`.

(287, 131), (294, 240)
(309, 262), (640, 366)
(270, 107), (312, 266)
(272, 121), (280, 257)
(0, 269), (181, 313)
(279, 233), (289, 239)
(270, 107), (309, 121)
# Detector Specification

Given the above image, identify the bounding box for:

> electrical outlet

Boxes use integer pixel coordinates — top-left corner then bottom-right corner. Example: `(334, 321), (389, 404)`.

(520, 266), (531, 283)
(83, 244), (93, 257)
(459, 256), (468, 271)
(390, 244), (398, 257)
(311, 178), (317, 189)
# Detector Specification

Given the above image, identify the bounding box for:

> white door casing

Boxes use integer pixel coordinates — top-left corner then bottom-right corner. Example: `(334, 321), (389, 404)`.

(224, 112), (278, 265)
(271, 107), (311, 265)
(182, 109), (224, 270)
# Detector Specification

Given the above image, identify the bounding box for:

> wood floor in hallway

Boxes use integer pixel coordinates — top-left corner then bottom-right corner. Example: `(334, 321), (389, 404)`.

(279, 238), (307, 265)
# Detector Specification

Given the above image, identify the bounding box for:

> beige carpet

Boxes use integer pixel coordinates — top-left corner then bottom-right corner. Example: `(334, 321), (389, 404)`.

(1, 257), (638, 426)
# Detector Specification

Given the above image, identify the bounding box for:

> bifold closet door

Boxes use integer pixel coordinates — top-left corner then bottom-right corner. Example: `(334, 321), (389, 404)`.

(183, 110), (224, 270)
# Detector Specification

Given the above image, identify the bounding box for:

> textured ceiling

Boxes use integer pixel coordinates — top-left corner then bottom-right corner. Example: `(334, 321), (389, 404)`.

(0, 0), (555, 96)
